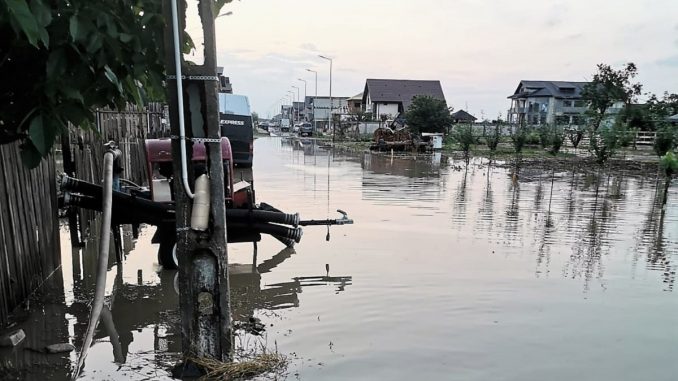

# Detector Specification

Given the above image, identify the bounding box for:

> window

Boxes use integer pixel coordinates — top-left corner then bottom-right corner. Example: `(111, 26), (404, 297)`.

(574, 100), (586, 107)
(563, 100), (573, 107)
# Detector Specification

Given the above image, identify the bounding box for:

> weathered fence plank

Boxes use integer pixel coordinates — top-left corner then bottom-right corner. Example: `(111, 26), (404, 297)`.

(0, 142), (59, 327)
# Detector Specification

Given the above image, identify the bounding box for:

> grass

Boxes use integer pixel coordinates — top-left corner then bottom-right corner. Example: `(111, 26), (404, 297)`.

(189, 352), (288, 380)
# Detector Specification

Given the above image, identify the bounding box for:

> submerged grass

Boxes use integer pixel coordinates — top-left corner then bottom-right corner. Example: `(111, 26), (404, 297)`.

(188, 352), (288, 380)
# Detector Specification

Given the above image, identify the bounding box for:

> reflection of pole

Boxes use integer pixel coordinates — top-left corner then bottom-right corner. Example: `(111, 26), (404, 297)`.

(163, 0), (231, 362)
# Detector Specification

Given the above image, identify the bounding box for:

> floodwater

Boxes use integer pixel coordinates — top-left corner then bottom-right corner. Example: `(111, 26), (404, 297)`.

(2, 136), (678, 380)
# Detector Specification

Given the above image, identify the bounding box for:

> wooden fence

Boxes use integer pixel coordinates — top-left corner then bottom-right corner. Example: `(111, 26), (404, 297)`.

(0, 141), (59, 327)
(0, 103), (164, 326)
(63, 103), (164, 240)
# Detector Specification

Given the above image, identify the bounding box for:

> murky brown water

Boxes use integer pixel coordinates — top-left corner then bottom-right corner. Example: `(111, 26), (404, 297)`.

(3, 136), (678, 380)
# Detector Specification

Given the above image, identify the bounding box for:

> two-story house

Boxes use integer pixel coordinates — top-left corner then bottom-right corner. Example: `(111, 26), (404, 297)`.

(362, 79), (447, 119)
(507, 80), (590, 126)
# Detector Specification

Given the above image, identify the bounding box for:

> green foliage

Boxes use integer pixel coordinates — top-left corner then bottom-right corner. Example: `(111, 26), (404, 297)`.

(550, 127), (565, 155)
(525, 129), (540, 145)
(349, 110), (372, 123)
(0, 0), (169, 166)
(510, 126), (528, 153)
(405, 95), (453, 134)
(581, 62), (642, 131)
(660, 152), (678, 177)
(539, 127), (551, 148)
(452, 124), (475, 155)
(484, 125), (500, 152)
(653, 123), (677, 157)
(588, 127), (619, 164)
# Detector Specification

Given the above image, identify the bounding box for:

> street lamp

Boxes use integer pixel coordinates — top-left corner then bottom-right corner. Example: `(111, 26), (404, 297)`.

(287, 91), (295, 123)
(297, 79), (307, 121)
(318, 55), (333, 142)
(306, 69), (318, 131)
(292, 85), (300, 123)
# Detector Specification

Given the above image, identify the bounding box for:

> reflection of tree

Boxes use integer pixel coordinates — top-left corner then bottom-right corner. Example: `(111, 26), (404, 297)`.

(476, 163), (494, 234)
(452, 164), (469, 225)
(504, 162), (521, 241)
(635, 182), (675, 291)
(564, 170), (613, 292)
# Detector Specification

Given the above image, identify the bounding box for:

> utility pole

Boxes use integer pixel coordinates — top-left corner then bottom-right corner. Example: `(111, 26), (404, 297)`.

(306, 69), (318, 132)
(297, 79), (306, 121)
(318, 55), (333, 142)
(292, 86), (300, 123)
(163, 0), (232, 364)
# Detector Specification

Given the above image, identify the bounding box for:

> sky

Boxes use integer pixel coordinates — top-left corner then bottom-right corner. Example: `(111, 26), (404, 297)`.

(192, 0), (678, 119)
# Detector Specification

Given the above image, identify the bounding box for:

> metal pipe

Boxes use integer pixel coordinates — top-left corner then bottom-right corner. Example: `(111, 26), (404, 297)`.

(170, 0), (194, 199)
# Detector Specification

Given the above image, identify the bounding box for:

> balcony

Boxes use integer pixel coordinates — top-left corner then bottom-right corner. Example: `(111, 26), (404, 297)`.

(509, 107), (526, 114)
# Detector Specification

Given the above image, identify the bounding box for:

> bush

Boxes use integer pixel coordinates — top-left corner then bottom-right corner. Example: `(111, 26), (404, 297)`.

(589, 127), (619, 164)
(452, 124), (475, 155)
(551, 128), (565, 155)
(654, 123), (677, 157)
(511, 126), (528, 153)
(485, 125), (500, 151)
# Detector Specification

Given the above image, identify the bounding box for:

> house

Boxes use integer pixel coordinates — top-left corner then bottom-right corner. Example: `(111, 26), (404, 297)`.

(450, 109), (477, 124)
(216, 66), (233, 94)
(304, 96), (349, 130)
(362, 79), (447, 119)
(507, 80), (590, 126)
(347, 92), (363, 114)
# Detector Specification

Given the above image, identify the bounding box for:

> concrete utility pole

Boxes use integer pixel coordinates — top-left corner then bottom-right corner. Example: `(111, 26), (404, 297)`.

(292, 86), (300, 123)
(306, 69), (318, 132)
(297, 79), (306, 121)
(318, 55), (333, 141)
(163, 0), (232, 363)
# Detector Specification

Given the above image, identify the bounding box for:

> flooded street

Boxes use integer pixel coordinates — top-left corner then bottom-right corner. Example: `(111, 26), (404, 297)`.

(4, 136), (678, 380)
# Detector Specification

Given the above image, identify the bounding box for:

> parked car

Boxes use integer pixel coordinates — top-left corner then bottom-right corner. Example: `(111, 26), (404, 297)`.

(299, 122), (313, 137)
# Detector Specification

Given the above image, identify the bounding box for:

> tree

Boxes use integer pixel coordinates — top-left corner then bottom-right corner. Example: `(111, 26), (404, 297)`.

(404, 95), (453, 135)
(251, 111), (259, 125)
(0, 0), (232, 167)
(581, 63), (642, 131)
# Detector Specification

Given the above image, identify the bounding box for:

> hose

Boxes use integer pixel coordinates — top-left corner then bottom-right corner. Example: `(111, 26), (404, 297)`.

(73, 148), (119, 379)
(228, 221), (303, 243)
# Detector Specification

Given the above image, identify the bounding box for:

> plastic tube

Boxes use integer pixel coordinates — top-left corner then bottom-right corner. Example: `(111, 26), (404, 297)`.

(73, 149), (117, 379)
(170, 0), (194, 199)
(190, 174), (210, 230)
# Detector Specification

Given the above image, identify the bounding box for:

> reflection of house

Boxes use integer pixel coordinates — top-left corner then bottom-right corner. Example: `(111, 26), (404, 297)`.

(507, 80), (590, 126)
(362, 79), (447, 119)
(451, 109), (477, 124)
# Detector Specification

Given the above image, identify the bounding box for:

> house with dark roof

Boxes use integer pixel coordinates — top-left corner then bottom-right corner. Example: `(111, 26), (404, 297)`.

(450, 109), (477, 123)
(362, 79), (447, 119)
(507, 80), (590, 126)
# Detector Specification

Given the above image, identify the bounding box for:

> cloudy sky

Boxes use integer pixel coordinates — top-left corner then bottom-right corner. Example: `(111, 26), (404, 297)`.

(199, 0), (678, 119)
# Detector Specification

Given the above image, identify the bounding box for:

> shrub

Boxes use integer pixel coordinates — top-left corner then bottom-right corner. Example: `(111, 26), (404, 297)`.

(452, 124), (475, 156)
(511, 126), (528, 153)
(654, 123), (677, 157)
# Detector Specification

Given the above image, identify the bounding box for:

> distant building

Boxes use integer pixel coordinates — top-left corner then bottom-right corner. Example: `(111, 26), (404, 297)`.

(506, 80), (623, 126)
(216, 66), (232, 94)
(362, 79), (447, 119)
(305, 96), (349, 129)
(450, 109), (477, 124)
(347, 92), (363, 114)
(668, 114), (678, 125)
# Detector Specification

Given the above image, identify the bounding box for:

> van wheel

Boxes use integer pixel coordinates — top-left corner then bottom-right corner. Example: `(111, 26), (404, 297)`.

(158, 241), (178, 269)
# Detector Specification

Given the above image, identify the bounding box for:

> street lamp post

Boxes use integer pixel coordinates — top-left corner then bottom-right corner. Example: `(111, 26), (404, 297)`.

(297, 79), (307, 121)
(287, 91), (294, 123)
(318, 55), (333, 142)
(306, 69), (318, 132)
(292, 85), (300, 123)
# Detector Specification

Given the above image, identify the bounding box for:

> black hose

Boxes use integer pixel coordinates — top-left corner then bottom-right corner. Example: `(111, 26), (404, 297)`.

(229, 221), (303, 243)
(226, 209), (299, 227)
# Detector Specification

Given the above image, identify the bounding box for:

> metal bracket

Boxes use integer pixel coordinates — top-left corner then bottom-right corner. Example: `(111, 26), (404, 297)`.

(170, 136), (222, 143)
(166, 75), (219, 81)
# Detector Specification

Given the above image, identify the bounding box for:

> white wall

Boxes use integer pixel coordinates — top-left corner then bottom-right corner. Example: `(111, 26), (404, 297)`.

(374, 103), (399, 118)
(310, 97), (349, 120)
